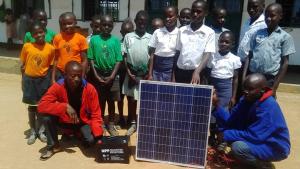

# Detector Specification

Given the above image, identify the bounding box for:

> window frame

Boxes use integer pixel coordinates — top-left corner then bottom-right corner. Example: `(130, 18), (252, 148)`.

(81, 0), (129, 22)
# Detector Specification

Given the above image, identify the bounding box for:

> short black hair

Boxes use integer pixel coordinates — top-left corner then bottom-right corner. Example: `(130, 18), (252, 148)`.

(212, 7), (227, 16)
(192, 0), (208, 11)
(220, 30), (235, 44)
(30, 20), (45, 34)
(59, 12), (76, 23)
(91, 14), (101, 22)
(121, 18), (134, 29)
(65, 61), (82, 73)
(135, 10), (149, 20)
(32, 9), (47, 18)
(180, 8), (191, 15)
(100, 14), (113, 20)
(164, 6), (178, 15)
(266, 3), (282, 15)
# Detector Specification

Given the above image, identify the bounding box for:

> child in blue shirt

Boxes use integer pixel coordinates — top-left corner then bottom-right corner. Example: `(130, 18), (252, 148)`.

(242, 3), (296, 97)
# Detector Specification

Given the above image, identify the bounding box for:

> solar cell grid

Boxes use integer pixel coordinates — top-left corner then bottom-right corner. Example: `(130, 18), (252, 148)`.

(136, 81), (213, 168)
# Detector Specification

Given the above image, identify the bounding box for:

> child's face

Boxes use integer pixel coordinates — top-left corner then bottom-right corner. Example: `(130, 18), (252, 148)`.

(247, 0), (264, 20)
(60, 16), (76, 35)
(218, 33), (233, 55)
(164, 8), (177, 29)
(136, 15), (148, 33)
(213, 9), (226, 27)
(179, 9), (191, 26)
(91, 19), (101, 35)
(120, 23), (134, 38)
(151, 19), (163, 30)
(191, 2), (207, 24)
(32, 26), (45, 44)
(101, 17), (113, 37)
(34, 12), (47, 28)
(265, 6), (281, 30)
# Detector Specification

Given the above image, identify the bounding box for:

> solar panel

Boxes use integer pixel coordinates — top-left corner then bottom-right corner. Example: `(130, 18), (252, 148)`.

(136, 80), (213, 168)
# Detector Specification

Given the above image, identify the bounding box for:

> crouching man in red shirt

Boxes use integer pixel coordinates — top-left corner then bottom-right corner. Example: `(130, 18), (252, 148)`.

(38, 61), (103, 160)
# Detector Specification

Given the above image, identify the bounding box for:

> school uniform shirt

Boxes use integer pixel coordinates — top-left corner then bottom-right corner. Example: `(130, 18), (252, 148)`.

(238, 14), (267, 61)
(24, 28), (56, 44)
(123, 32), (152, 73)
(248, 27), (296, 76)
(38, 79), (103, 137)
(208, 52), (241, 79)
(148, 26), (178, 57)
(20, 42), (55, 77)
(176, 24), (215, 70)
(53, 32), (88, 72)
(87, 35), (123, 72)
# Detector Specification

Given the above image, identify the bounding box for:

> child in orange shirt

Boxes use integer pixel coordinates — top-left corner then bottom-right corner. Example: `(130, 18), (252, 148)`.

(52, 12), (88, 83)
(20, 21), (55, 145)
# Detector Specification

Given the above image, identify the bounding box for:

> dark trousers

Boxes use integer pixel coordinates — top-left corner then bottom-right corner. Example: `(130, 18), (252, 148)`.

(41, 114), (95, 150)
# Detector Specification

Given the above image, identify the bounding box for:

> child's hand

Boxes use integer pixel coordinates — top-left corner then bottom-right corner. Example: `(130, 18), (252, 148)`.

(128, 73), (137, 83)
(103, 76), (114, 85)
(229, 97), (236, 109)
(191, 71), (200, 84)
(95, 75), (105, 84)
(146, 73), (153, 80)
(212, 89), (219, 107)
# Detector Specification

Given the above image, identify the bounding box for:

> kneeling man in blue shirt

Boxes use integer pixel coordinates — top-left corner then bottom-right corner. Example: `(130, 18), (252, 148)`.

(213, 73), (290, 168)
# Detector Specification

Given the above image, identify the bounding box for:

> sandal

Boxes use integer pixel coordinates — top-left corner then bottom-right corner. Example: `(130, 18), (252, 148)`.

(40, 150), (55, 161)
(40, 146), (62, 161)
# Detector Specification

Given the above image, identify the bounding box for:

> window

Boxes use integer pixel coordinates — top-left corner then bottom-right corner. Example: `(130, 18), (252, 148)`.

(12, 0), (51, 18)
(82, 0), (129, 21)
(277, 0), (300, 27)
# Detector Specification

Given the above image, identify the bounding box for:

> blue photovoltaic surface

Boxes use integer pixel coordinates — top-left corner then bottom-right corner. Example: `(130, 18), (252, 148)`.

(136, 81), (213, 168)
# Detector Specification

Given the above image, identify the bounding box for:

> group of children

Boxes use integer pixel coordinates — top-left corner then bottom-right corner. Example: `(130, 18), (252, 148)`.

(20, 0), (295, 149)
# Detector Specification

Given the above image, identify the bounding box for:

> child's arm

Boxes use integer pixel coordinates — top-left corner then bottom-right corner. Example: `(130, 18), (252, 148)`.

(104, 61), (121, 85)
(191, 52), (212, 84)
(51, 50), (59, 84)
(124, 53), (137, 83)
(89, 60), (105, 84)
(273, 56), (289, 96)
(80, 50), (88, 77)
(229, 69), (239, 108)
(172, 50), (180, 82)
(242, 52), (251, 85)
(147, 47), (156, 80)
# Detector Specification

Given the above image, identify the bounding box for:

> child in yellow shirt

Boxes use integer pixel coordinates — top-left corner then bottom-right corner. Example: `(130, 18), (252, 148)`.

(20, 21), (55, 145)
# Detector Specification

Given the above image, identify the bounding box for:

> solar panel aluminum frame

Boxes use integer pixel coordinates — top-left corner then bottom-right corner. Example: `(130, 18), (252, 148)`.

(136, 80), (213, 168)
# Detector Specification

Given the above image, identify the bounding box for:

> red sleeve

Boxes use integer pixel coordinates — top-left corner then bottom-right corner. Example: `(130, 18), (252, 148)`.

(87, 84), (103, 137)
(38, 83), (68, 119)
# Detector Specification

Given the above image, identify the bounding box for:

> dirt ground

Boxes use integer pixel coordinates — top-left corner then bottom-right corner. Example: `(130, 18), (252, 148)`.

(0, 72), (299, 169)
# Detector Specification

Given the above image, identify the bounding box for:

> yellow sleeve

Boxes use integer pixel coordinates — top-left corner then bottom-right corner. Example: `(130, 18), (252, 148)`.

(20, 43), (29, 64)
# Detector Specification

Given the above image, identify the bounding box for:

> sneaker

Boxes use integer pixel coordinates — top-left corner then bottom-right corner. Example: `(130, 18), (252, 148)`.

(39, 133), (47, 143)
(126, 123), (137, 136)
(107, 123), (119, 136)
(27, 131), (37, 145)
